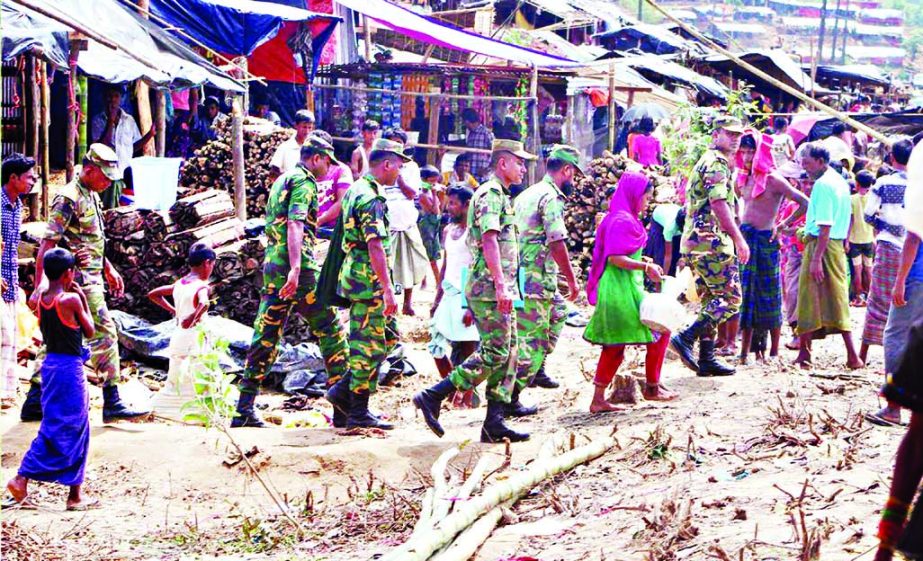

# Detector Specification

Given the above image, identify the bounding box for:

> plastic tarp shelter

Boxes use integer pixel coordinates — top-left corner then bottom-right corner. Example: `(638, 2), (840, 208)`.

(3, 0), (245, 91)
(335, 0), (580, 68)
(811, 64), (891, 88)
(701, 49), (833, 96)
(148, 0), (340, 58)
(594, 22), (698, 56)
(614, 54), (729, 99)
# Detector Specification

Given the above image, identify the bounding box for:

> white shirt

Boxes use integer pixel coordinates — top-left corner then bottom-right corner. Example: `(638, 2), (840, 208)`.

(270, 136), (303, 174)
(91, 109), (141, 173)
(384, 161), (422, 232)
(905, 142), (923, 238)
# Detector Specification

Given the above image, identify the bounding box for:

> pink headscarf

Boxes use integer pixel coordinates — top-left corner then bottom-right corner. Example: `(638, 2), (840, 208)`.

(586, 171), (650, 305)
(735, 129), (776, 198)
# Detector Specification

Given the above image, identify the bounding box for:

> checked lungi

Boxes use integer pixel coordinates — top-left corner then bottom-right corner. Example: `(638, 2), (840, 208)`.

(739, 225), (783, 331)
(862, 240), (902, 346)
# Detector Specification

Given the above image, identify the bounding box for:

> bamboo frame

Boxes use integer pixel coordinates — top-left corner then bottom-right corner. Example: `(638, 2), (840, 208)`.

(312, 82), (535, 103)
(40, 61), (50, 220)
(644, 0), (891, 145)
(231, 98), (246, 222)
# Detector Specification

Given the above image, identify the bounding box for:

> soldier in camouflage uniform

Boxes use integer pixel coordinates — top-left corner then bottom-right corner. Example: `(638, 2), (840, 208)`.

(670, 117), (751, 377)
(507, 145), (582, 418)
(233, 136), (350, 428)
(414, 139), (537, 443)
(324, 138), (410, 430)
(22, 144), (149, 423)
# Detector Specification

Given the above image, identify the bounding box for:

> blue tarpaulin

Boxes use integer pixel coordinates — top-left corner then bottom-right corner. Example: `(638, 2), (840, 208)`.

(149, 0), (340, 58)
(3, 0), (245, 91)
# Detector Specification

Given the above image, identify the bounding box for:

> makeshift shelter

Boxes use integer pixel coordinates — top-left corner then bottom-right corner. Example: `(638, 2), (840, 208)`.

(811, 64), (892, 92)
(698, 49), (834, 104)
(600, 54), (729, 101)
(594, 22), (700, 56)
(2, 0), (245, 219)
(712, 22), (770, 41)
(845, 46), (906, 67)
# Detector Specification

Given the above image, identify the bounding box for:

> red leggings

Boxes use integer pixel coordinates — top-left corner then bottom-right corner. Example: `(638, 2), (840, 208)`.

(594, 334), (670, 387)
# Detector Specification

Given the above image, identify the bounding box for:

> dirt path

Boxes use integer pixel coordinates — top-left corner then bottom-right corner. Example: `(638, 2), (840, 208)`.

(0, 293), (902, 561)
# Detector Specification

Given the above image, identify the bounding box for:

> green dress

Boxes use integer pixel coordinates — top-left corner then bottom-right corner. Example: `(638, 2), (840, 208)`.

(583, 250), (654, 346)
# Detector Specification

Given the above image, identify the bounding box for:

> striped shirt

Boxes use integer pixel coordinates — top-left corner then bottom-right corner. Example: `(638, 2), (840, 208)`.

(1, 187), (22, 303)
(465, 124), (494, 181)
(864, 170), (907, 248)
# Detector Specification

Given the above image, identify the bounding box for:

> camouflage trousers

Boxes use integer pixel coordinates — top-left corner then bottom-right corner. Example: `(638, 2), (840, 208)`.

(348, 297), (399, 394)
(514, 292), (567, 390)
(688, 253), (742, 328)
(241, 273), (348, 394)
(32, 285), (120, 386)
(449, 299), (517, 404)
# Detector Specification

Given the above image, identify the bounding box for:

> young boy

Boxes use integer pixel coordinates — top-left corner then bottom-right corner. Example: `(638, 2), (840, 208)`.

(418, 165), (445, 289)
(848, 170), (876, 306)
(428, 186), (478, 408)
(147, 243), (215, 420)
(7, 248), (96, 511)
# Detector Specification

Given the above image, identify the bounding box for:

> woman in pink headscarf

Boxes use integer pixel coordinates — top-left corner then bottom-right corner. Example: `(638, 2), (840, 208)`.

(584, 172), (677, 413)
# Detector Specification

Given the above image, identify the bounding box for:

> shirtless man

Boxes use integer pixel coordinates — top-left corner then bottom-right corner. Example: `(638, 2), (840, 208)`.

(350, 120), (380, 180)
(736, 133), (809, 363)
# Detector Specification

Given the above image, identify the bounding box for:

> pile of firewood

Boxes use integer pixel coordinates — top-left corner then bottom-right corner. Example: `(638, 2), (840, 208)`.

(179, 117), (291, 218)
(565, 151), (672, 278)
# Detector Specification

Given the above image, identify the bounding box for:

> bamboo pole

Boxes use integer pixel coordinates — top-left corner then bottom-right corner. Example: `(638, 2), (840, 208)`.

(28, 56), (41, 219)
(312, 82), (534, 103)
(65, 41), (81, 182)
(329, 136), (489, 155)
(607, 61), (616, 152)
(231, 98), (247, 222)
(40, 62), (50, 220)
(528, 64), (541, 184)
(77, 74), (88, 163)
(643, 0), (891, 145)
(364, 15), (373, 61)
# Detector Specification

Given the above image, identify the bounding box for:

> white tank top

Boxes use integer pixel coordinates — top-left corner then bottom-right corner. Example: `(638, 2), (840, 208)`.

(356, 145), (370, 178)
(443, 225), (471, 291)
(173, 277), (208, 324)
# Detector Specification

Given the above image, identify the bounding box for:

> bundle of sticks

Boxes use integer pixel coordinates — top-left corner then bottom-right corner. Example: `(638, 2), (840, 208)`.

(179, 117), (292, 218)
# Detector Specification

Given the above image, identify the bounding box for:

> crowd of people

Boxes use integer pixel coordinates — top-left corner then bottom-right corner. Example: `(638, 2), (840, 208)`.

(1, 99), (922, 555)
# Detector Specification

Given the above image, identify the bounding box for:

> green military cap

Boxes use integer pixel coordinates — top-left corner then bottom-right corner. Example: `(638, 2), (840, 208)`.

(713, 115), (746, 134)
(303, 134), (343, 166)
(491, 139), (537, 161)
(547, 144), (585, 177)
(86, 143), (122, 181)
(370, 138), (412, 162)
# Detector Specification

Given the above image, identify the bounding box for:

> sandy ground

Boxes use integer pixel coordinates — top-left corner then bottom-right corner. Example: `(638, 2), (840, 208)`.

(0, 284), (905, 561)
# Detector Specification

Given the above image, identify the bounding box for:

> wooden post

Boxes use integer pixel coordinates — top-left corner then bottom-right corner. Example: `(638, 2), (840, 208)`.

(231, 98), (247, 221)
(564, 95), (575, 145)
(426, 87), (441, 167)
(40, 62), (50, 220)
(528, 65), (541, 184)
(154, 89), (167, 156)
(134, 0), (154, 156)
(607, 61), (617, 153)
(364, 15), (373, 61)
(240, 58), (250, 117)
(28, 56), (41, 219)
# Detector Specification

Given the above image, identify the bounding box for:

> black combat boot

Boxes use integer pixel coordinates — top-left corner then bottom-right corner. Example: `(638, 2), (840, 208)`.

(669, 319), (710, 372)
(503, 385), (538, 418)
(102, 385), (151, 423)
(481, 399), (530, 443)
(347, 390), (394, 430)
(697, 340), (736, 377)
(20, 382), (43, 422)
(529, 364), (560, 389)
(325, 376), (351, 428)
(412, 378), (456, 437)
(230, 389), (267, 428)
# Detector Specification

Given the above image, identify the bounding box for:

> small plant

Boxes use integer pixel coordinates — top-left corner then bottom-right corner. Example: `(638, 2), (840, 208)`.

(180, 328), (238, 427)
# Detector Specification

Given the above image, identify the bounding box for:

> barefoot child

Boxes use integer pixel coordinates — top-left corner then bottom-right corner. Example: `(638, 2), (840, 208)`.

(147, 243), (215, 420)
(7, 248), (96, 510)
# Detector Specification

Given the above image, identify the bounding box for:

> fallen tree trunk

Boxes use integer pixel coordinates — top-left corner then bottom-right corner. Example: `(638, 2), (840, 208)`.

(382, 435), (618, 561)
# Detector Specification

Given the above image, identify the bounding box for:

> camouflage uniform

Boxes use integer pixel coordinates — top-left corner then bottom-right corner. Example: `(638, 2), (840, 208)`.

(241, 165), (348, 393)
(448, 177), (520, 404)
(33, 178), (119, 386)
(680, 149), (742, 326)
(417, 182), (443, 262)
(512, 176), (568, 390)
(338, 174), (398, 394)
